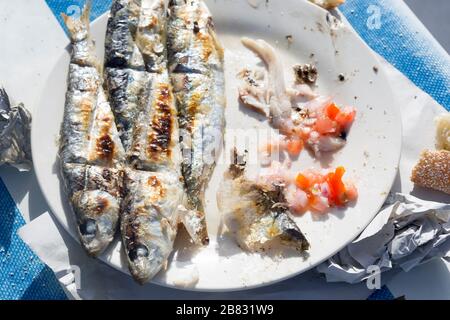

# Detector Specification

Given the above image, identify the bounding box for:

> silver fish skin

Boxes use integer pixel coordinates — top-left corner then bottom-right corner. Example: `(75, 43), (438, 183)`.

(105, 0), (144, 70)
(105, 67), (149, 151)
(217, 150), (310, 252)
(168, 0), (226, 243)
(127, 72), (182, 172)
(105, 0), (167, 73)
(105, 0), (168, 152)
(62, 163), (123, 256)
(121, 168), (183, 284)
(60, 2), (125, 256)
(167, 0), (223, 74)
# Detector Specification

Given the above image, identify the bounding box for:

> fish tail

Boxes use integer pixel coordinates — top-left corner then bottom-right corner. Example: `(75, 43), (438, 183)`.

(0, 87), (11, 111)
(61, 0), (91, 41)
(177, 204), (209, 246)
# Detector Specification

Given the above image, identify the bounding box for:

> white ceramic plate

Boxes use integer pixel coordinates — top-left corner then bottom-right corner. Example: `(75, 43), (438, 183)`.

(32, 0), (401, 291)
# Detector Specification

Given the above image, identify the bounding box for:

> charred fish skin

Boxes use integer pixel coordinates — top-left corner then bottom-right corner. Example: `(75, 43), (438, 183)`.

(167, 0), (224, 74)
(105, 0), (167, 72)
(171, 73), (224, 203)
(121, 168), (183, 284)
(128, 72), (182, 172)
(105, 67), (150, 152)
(60, 2), (124, 256)
(62, 163), (123, 256)
(105, 0), (144, 70)
(168, 0), (226, 236)
(217, 150), (310, 252)
(105, 0), (194, 283)
(105, 0), (168, 153)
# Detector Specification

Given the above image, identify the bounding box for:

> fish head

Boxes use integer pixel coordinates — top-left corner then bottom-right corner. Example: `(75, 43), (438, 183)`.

(72, 189), (120, 256)
(124, 215), (175, 284)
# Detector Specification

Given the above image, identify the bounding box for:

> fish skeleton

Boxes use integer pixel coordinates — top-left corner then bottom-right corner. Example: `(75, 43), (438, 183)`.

(217, 149), (310, 252)
(167, 0), (226, 244)
(238, 37), (355, 156)
(60, 2), (125, 257)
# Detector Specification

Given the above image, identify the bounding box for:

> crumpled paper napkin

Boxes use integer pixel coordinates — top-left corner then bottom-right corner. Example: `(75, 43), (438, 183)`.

(0, 87), (32, 171)
(316, 193), (450, 284)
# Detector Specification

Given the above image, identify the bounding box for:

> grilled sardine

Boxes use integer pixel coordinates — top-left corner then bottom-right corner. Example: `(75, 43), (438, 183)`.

(168, 0), (226, 244)
(60, 2), (125, 256)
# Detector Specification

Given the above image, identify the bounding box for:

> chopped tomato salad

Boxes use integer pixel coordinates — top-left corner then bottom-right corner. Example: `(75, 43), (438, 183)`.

(287, 166), (358, 214)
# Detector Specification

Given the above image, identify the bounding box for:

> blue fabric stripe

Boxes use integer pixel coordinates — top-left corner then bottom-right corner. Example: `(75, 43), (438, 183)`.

(340, 0), (450, 110)
(0, 177), (67, 300)
(367, 285), (396, 300)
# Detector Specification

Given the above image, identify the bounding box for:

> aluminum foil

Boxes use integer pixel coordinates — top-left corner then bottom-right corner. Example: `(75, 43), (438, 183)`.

(316, 193), (450, 284)
(0, 87), (32, 171)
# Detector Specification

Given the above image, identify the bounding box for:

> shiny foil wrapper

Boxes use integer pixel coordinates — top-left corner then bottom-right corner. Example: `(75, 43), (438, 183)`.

(0, 87), (32, 171)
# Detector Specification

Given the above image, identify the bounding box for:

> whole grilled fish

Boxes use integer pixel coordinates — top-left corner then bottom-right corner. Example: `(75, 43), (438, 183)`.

(168, 0), (226, 244)
(217, 150), (310, 252)
(105, 0), (207, 283)
(60, 2), (125, 256)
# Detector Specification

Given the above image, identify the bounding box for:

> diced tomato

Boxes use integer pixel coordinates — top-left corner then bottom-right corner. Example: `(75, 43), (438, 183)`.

(326, 103), (340, 120)
(335, 107), (356, 131)
(326, 166), (347, 206)
(285, 137), (303, 156)
(345, 182), (358, 201)
(295, 173), (310, 190)
(304, 170), (325, 185)
(315, 116), (337, 134)
(335, 166), (346, 179)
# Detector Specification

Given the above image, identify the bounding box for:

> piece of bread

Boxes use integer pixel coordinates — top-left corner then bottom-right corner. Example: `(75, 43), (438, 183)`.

(436, 113), (450, 151)
(411, 150), (450, 195)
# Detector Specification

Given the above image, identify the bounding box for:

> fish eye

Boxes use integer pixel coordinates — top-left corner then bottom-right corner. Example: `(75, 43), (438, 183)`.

(79, 218), (97, 236)
(128, 244), (149, 261)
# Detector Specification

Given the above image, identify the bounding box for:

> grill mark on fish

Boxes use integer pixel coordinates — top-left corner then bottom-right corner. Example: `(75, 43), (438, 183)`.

(94, 196), (110, 215)
(197, 32), (213, 60)
(185, 91), (202, 132)
(193, 21), (200, 34)
(80, 98), (94, 132)
(147, 84), (173, 160)
(60, 3), (124, 257)
(96, 134), (115, 161)
(147, 175), (166, 201)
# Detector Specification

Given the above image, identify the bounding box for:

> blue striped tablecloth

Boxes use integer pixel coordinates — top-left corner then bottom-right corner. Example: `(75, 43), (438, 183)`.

(1, 0), (449, 300)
